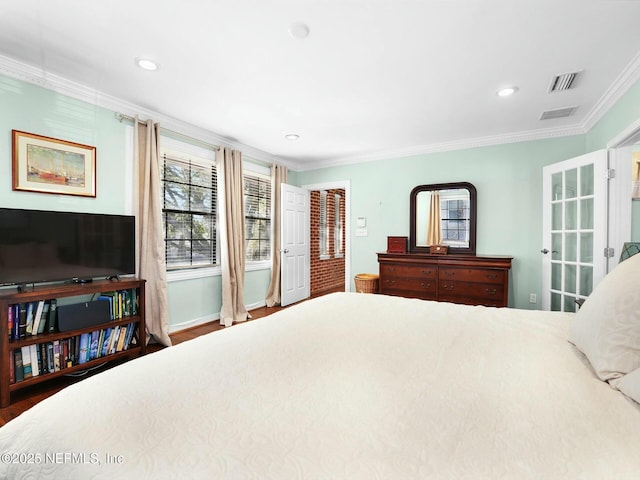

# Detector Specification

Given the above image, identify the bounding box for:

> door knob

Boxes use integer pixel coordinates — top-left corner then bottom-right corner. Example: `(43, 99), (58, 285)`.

(541, 249), (549, 254)
(283, 249), (290, 254)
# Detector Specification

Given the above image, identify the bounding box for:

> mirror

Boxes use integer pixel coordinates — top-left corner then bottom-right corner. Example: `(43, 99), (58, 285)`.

(409, 182), (477, 255)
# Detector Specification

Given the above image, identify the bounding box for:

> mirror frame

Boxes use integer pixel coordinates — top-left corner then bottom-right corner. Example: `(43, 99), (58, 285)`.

(409, 181), (477, 255)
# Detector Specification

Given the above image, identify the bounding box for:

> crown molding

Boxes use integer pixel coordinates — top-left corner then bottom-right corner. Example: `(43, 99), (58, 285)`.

(581, 50), (640, 133)
(293, 124), (587, 172)
(2, 51), (638, 174)
(0, 53), (283, 166)
(291, 53), (640, 172)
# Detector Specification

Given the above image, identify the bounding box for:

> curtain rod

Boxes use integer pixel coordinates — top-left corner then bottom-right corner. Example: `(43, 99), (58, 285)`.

(115, 112), (220, 151)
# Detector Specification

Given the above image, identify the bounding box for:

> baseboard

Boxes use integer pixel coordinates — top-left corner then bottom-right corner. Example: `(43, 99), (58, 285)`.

(168, 300), (267, 334)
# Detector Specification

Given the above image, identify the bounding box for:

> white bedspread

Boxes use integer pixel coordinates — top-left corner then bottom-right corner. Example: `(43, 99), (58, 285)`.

(0, 292), (639, 479)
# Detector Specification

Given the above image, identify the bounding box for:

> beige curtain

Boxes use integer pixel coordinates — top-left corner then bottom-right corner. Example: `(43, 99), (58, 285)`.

(265, 164), (288, 307)
(134, 119), (172, 347)
(426, 191), (442, 245)
(218, 147), (248, 327)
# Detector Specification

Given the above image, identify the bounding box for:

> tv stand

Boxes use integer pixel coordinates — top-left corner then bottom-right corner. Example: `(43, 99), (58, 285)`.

(0, 278), (146, 407)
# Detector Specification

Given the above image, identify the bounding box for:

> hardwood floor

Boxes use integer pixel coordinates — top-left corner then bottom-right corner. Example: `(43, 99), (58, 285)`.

(0, 289), (341, 426)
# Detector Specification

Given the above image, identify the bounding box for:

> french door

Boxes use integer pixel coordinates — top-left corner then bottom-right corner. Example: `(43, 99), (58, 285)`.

(541, 150), (609, 311)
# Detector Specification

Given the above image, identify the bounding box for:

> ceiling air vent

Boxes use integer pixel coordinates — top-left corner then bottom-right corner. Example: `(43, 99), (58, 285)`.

(548, 71), (580, 92)
(540, 106), (578, 120)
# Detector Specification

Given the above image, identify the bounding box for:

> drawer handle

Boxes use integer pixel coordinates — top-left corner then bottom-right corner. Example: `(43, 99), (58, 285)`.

(485, 288), (497, 295)
(420, 282), (431, 289)
(444, 271), (455, 277)
(386, 280), (396, 286)
(421, 269), (432, 275)
(485, 274), (498, 280)
(443, 284), (455, 291)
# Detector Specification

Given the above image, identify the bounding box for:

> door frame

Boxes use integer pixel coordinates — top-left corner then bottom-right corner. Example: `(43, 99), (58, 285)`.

(607, 117), (640, 270)
(302, 180), (352, 292)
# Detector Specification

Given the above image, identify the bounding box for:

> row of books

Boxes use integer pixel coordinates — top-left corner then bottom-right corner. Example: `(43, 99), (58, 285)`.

(7, 299), (57, 340)
(7, 289), (139, 341)
(98, 289), (139, 320)
(10, 323), (139, 384)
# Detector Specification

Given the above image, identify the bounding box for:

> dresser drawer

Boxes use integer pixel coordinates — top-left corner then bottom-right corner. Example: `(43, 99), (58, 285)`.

(380, 263), (436, 280)
(438, 280), (505, 303)
(380, 276), (436, 296)
(438, 267), (505, 285)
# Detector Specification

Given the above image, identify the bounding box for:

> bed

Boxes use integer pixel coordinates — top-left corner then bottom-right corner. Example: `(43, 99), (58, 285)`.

(1, 255), (639, 479)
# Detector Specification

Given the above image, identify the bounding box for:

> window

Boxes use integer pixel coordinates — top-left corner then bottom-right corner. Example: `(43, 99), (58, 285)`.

(441, 197), (470, 245)
(334, 193), (343, 256)
(319, 190), (329, 257)
(162, 154), (217, 269)
(244, 170), (271, 262)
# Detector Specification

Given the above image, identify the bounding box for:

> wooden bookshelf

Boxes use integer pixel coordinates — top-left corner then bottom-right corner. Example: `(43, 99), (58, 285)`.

(0, 278), (146, 407)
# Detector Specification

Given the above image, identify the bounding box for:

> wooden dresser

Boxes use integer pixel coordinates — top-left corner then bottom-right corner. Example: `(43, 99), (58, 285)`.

(377, 253), (512, 307)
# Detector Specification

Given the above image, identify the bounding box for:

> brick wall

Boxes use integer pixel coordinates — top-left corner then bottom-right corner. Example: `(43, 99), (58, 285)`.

(310, 189), (345, 295)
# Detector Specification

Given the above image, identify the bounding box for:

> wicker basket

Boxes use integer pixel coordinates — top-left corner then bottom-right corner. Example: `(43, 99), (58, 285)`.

(354, 273), (379, 294)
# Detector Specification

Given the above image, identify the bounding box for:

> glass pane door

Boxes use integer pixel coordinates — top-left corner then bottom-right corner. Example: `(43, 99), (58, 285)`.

(542, 151), (607, 312)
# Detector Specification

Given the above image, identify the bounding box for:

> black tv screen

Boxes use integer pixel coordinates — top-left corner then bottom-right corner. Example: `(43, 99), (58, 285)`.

(0, 208), (135, 286)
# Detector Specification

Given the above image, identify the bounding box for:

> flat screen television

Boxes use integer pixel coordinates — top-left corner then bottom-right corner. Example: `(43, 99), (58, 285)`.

(0, 208), (135, 287)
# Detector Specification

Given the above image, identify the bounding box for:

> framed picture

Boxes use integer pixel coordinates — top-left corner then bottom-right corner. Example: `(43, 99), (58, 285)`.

(12, 130), (96, 197)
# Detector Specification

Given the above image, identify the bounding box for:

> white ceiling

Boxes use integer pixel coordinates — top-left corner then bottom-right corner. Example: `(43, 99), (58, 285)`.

(1, 0), (639, 171)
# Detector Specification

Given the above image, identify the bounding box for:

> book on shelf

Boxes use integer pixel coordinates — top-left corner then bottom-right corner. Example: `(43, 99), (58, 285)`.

(14, 350), (23, 383)
(89, 331), (99, 361)
(21, 346), (32, 379)
(39, 301), (50, 334)
(116, 325), (127, 352)
(78, 333), (90, 364)
(53, 340), (61, 372)
(31, 300), (45, 335)
(123, 323), (135, 350)
(63, 340), (71, 369)
(29, 344), (39, 377)
(25, 302), (34, 335)
(18, 304), (27, 338)
(9, 350), (14, 383)
(46, 342), (54, 373)
(37, 343), (47, 375)
(108, 326), (120, 355)
(7, 306), (13, 340)
(47, 299), (57, 333)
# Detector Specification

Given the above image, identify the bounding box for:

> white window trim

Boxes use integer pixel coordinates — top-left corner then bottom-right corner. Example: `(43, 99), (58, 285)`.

(160, 134), (219, 276)
(243, 159), (273, 267)
(159, 150), (273, 281)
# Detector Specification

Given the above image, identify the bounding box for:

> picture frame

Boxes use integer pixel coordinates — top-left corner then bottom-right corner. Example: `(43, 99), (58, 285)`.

(12, 130), (96, 197)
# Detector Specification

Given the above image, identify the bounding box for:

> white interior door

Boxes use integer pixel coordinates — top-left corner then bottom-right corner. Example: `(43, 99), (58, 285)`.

(542, 149), (608, 311)
(280, 183), (310, 306)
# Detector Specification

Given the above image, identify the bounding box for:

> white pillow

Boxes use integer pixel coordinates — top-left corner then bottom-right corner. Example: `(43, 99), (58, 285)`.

(568, 252), (640, 381)
(613, 368), (640, 404)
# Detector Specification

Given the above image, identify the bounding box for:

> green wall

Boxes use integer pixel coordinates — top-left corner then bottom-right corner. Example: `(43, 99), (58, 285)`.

(1, 71), (638, 322)
(0, 74), (271, 330)
(0, 75), (128, 214)
(586, 80), (640, 152)
(296, 136), (586, 309)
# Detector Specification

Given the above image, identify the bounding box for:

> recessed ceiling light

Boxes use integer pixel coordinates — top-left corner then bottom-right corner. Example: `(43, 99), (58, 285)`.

(288, 22), (310, 39)
(497, 86), (518, 97)
(136, 58), (159, 71)
(285, 133), (300, 141)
